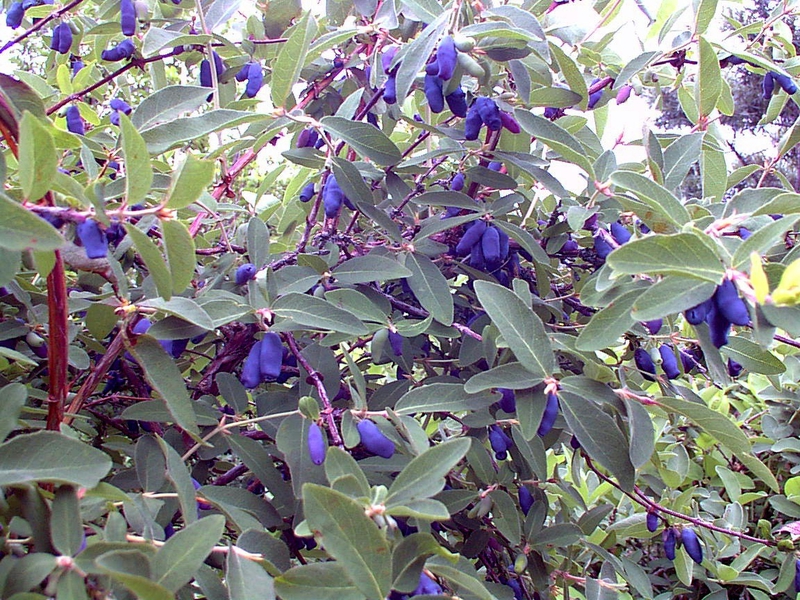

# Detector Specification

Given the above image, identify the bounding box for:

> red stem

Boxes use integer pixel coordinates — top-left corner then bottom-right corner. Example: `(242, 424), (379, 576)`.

(45, 248), (69, 430)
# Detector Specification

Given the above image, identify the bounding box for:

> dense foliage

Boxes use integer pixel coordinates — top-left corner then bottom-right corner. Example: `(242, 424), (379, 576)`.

(0, 0), (799, 598)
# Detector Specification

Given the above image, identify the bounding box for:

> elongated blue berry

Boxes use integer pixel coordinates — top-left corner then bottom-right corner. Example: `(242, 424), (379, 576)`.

(357, 419), (395, 458)
(587, 79), (603, 109)
(475, 96), (502, 130)
(616, 85), (633, 104)
(424, 74), (445, 113)
(713, 278), (749, 326)
(413, 572), (442, 596)
(727, 358), (743, 378)
(436, 36), (457, 81)
(642, 319), (662, 335)
(610, 221), (631, 245)
(199, 59), (212, 87)
(594, 234), (613, 259)
(456, 220), (487, 256)
(101, 39), (135, 61)
(684, 300), (710, 325)
(52, 23), (72, 54)
(240, 340), (263, 389)
(659, 345), (680, 379)
(450, 172), (465, 191)
(538, 391), (559, 436)
(763, 71), (775, 99)
(383, 73), (397, 104)
(110, 98), (132, 114)
(681, 527), (703, 565)
(646, 511), (659, 532)
(381, 46), (398, 74)
(445, 87), (468, 117)
(663, 527), (676, 560)
(244, 62), (263, 98)
(6, 2), (24, 28)
(65, 105), (84, 135)
(259, 331), (283, 381)
(634, 348), (656, 381)
(498, 388), (516, 413)
(308, 422), (326, 465)
(488, 424), (510, 459)
(235, 63), (250, 82)
(76, 218), (108, 258)
(794, 558), (800, 593)
(120, 0), (136, 35)
(771, 71), (797, 95)
(298, 182), (315, 202)
(518, 485), (533, 515)
(235, 263), (256, 285)
(464, 102), (483, 140)
(706, 304), (731, 348)
(499, 111), (521, 133)
(323, 175), (344, 218)
(481, 225), (501, 268)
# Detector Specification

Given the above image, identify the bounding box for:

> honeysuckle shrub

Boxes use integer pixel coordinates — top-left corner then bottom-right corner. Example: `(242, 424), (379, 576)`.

(0, 0), (799, 598)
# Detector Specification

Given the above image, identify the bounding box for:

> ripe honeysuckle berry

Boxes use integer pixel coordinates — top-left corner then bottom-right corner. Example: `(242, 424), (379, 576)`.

(475, 96), (502, 130)
(481, 225), (501, 268)
(610, 221), (631, 245)
(110, 98), (132, 115)
(727, 358), (743, 378)
(662, 527), (677, 560)
(6, 2), (24, 28)
(120, 0), (136, 35)
(259, 331), (283, 381)
(101, 39), (135, 61)
(383, 73), (397, 104)
(642, 319), (662, 335)
(450, 172), (465, 191)
(499, 111), (521, 133)
(445, 87), (468, 117)
(322, 174), (344, 218)
(234, 263), (256, 285)
(307, 422), (325, 465)
(593, 234), (613, 259)
(412, 572), (442, 596)
(357, 419), (395, 458)
(537, 391), (559, 436)
(76, 219), (108, 258)
(658, 345), (680, 379)
(771, 71), (797, 95)
(65, 105), (85, 135)
(240, 340), (263, 389)
(456, 220), (487, 256)
(646, 511), (659, 532)
(794, 559), (800, 593)
(587, 78), (603, 109)
(684, 299), (710, 325)
(463, 102), (483, 140)
(423, 74), (444, 113)
(497, 388), (516, 413)
(51, 22), (72, 54)
(235, 63), (250, 82)
(298, 182), (315, 202)
(763, 71), (775, 99)
(713, 278), (749, 326)
(435, 35), (457, 81)
(681, 527), (703, 565)
(244, 63), (263, 98)
(381, 46), (398, 74)
(706, 304), (731, 348)
(634, 347), (656, 381)
(616, 85), (633, 104)
(518, 485), (533, 515)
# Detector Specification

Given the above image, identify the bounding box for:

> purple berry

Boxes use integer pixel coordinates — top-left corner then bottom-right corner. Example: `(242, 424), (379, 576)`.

(519, 485), (533, 515)
(120, 0), (136, 36)
(445, 87), (468, 117)
(456, 220), (487, 256)
(244, 63), (263, 98)
(659, 345), (680, 379)
(423, 74), (445, 113)
(357, 419), (395, 458)
(537, 391), (559, 436)
(475, 96), (502, 130)
(646, 511), (659, 532)
(464, 102), (483, 140)
(259, 332), (283, 382)
(435, 36), (457, 81)
(663, 527), (676, 560)
(713, 278), (749, 326)
(6, 2), (24, 28)
(240, 341), (263, 389)
(681, 527), (703, 565)
(101, 39), (135, 61)
(235, 263), (257, 285)
(298, 182), (315, 202)
(498, 388), (516, 413)
(634, 348), (656, 381)
(763, 71), (775, 99)
(65, 105), (85, 135)
(76, 218), (108, 258)
(308, 422), (326, 465)
(450, 172), (465, 191)
(610, 221), (631, 245)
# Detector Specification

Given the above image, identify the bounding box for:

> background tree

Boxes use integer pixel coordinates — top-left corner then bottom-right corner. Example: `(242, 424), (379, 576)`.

(0, 0), (798, 599)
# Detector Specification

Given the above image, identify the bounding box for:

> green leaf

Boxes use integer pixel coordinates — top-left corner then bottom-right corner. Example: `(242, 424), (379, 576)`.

(227, 434), (294, 517)
(95, 550), (174, 600)
(275, 563), (362, 600)
(488, 489), (521, 542)
(166, 154), (215, 209)
(124, 223), (172, 300)
(695, 0), (718, 35)
(386, 438), (470, 507)
(463, 363), (544, 393)
(575, 288), (641, 352)
(331, 158), (374, 206)
(152, 515), (226, 592)
(160, 219), (195, 294)
(119, 113), (154, 206)
(403, 252), (453, 325)
(610, 171), (690, 228)
(303, 483), (392, 600)
(393, 13), (449, 109)
(132, 85), (212, 130)
(226, 548), (277, 600)
(271, 12), (316, 106)
(722, 337), (786, 375)
(332, 255), (412, 285)
(662, 132), (704, 192)
(528, 523), (583, 548)
(272, 293), (369, 335)
(560, 391), (636, 491)
(324, 446), (370, 499)
(126, 335), (199, 435)
(18, 112), (56, 202)
(696, 36), (721, 116)
(0, 431), (111, 487)
(0, 193), (64, 251)
(142, 110), (263, 155)
(394, 383), (497, 414)
(51, 485), (84, 556)
(246, 217), (270, 270)
(321, 116), (403, 166)
(607, 233), (724, 282)
(391, 532), (448, 593)
(474, 280), (554, 376)
(155, 436), (199, 525)
(658, 394), (779, 491)
(427, 556), (496, 600)
(139, 297), (214, 330)
(631, 277), (716, 321)
(528, 86), (583, 107)
(701, 134), (727, 203)
(515, 110), (595, 177)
